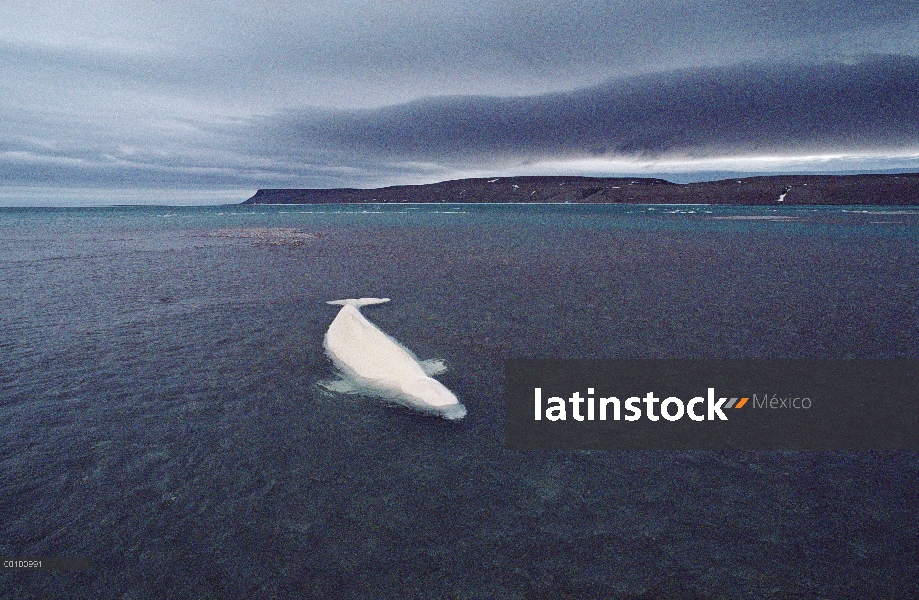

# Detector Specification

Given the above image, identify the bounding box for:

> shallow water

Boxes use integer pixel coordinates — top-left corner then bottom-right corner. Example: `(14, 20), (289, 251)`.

(2, 204), (918, 598)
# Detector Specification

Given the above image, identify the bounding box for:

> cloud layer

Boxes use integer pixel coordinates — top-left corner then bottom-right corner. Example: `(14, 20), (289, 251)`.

(1, 2), (918, 201)
(258, 56), (919, 164)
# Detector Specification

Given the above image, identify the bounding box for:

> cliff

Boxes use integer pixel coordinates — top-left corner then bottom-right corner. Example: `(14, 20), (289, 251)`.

(242, 173), (919, 205)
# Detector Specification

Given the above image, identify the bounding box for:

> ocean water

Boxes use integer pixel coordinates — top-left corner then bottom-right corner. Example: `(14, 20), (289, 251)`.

(2, 203), (918, 599)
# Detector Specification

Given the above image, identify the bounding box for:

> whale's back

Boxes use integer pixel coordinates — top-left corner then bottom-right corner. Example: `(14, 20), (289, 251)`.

(324, 305), (427, 384)
(323, 299), (466, 418)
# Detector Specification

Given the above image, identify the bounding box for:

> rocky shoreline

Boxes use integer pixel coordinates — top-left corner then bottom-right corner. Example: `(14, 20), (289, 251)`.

(243, 173), (919, 205)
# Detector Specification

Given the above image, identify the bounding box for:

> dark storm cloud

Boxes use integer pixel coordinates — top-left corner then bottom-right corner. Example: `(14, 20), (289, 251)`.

(3, 55), (918, 195)
(254, 56), (919, 165)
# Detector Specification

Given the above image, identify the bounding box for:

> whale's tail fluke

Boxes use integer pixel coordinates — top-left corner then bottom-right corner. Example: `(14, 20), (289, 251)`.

(327, 297), (391, 307)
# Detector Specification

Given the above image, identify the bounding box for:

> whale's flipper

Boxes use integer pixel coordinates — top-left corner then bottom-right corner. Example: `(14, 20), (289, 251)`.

(419, 359), (448, 376)
(327, 298), (390, 307)
(318, 378), (360, 394)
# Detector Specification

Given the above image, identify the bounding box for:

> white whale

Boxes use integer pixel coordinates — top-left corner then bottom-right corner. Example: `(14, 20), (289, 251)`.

(322, 298), (467, 420)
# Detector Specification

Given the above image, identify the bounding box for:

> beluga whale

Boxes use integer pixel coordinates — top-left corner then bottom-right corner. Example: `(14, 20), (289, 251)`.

(322, 298), (467, 420)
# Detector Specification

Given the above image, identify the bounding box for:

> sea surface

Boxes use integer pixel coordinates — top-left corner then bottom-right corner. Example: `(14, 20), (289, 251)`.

(2, 203), (918, 598)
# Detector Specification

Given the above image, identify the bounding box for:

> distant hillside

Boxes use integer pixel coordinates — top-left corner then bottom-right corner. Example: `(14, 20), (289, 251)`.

(242, 173), (919, 205)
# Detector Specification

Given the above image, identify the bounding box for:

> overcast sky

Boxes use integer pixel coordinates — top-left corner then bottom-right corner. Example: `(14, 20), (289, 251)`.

(1, 1), (918, 204)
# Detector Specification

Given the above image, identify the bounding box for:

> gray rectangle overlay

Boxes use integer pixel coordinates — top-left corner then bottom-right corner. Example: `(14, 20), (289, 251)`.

(505, 360), (919, 450)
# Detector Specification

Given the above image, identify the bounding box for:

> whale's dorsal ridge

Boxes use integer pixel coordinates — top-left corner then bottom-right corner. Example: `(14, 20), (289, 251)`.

(327, 297), (391, 307)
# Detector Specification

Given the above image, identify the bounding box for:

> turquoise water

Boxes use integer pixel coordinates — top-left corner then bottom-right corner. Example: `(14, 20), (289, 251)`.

(3, 204), (918, 598)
